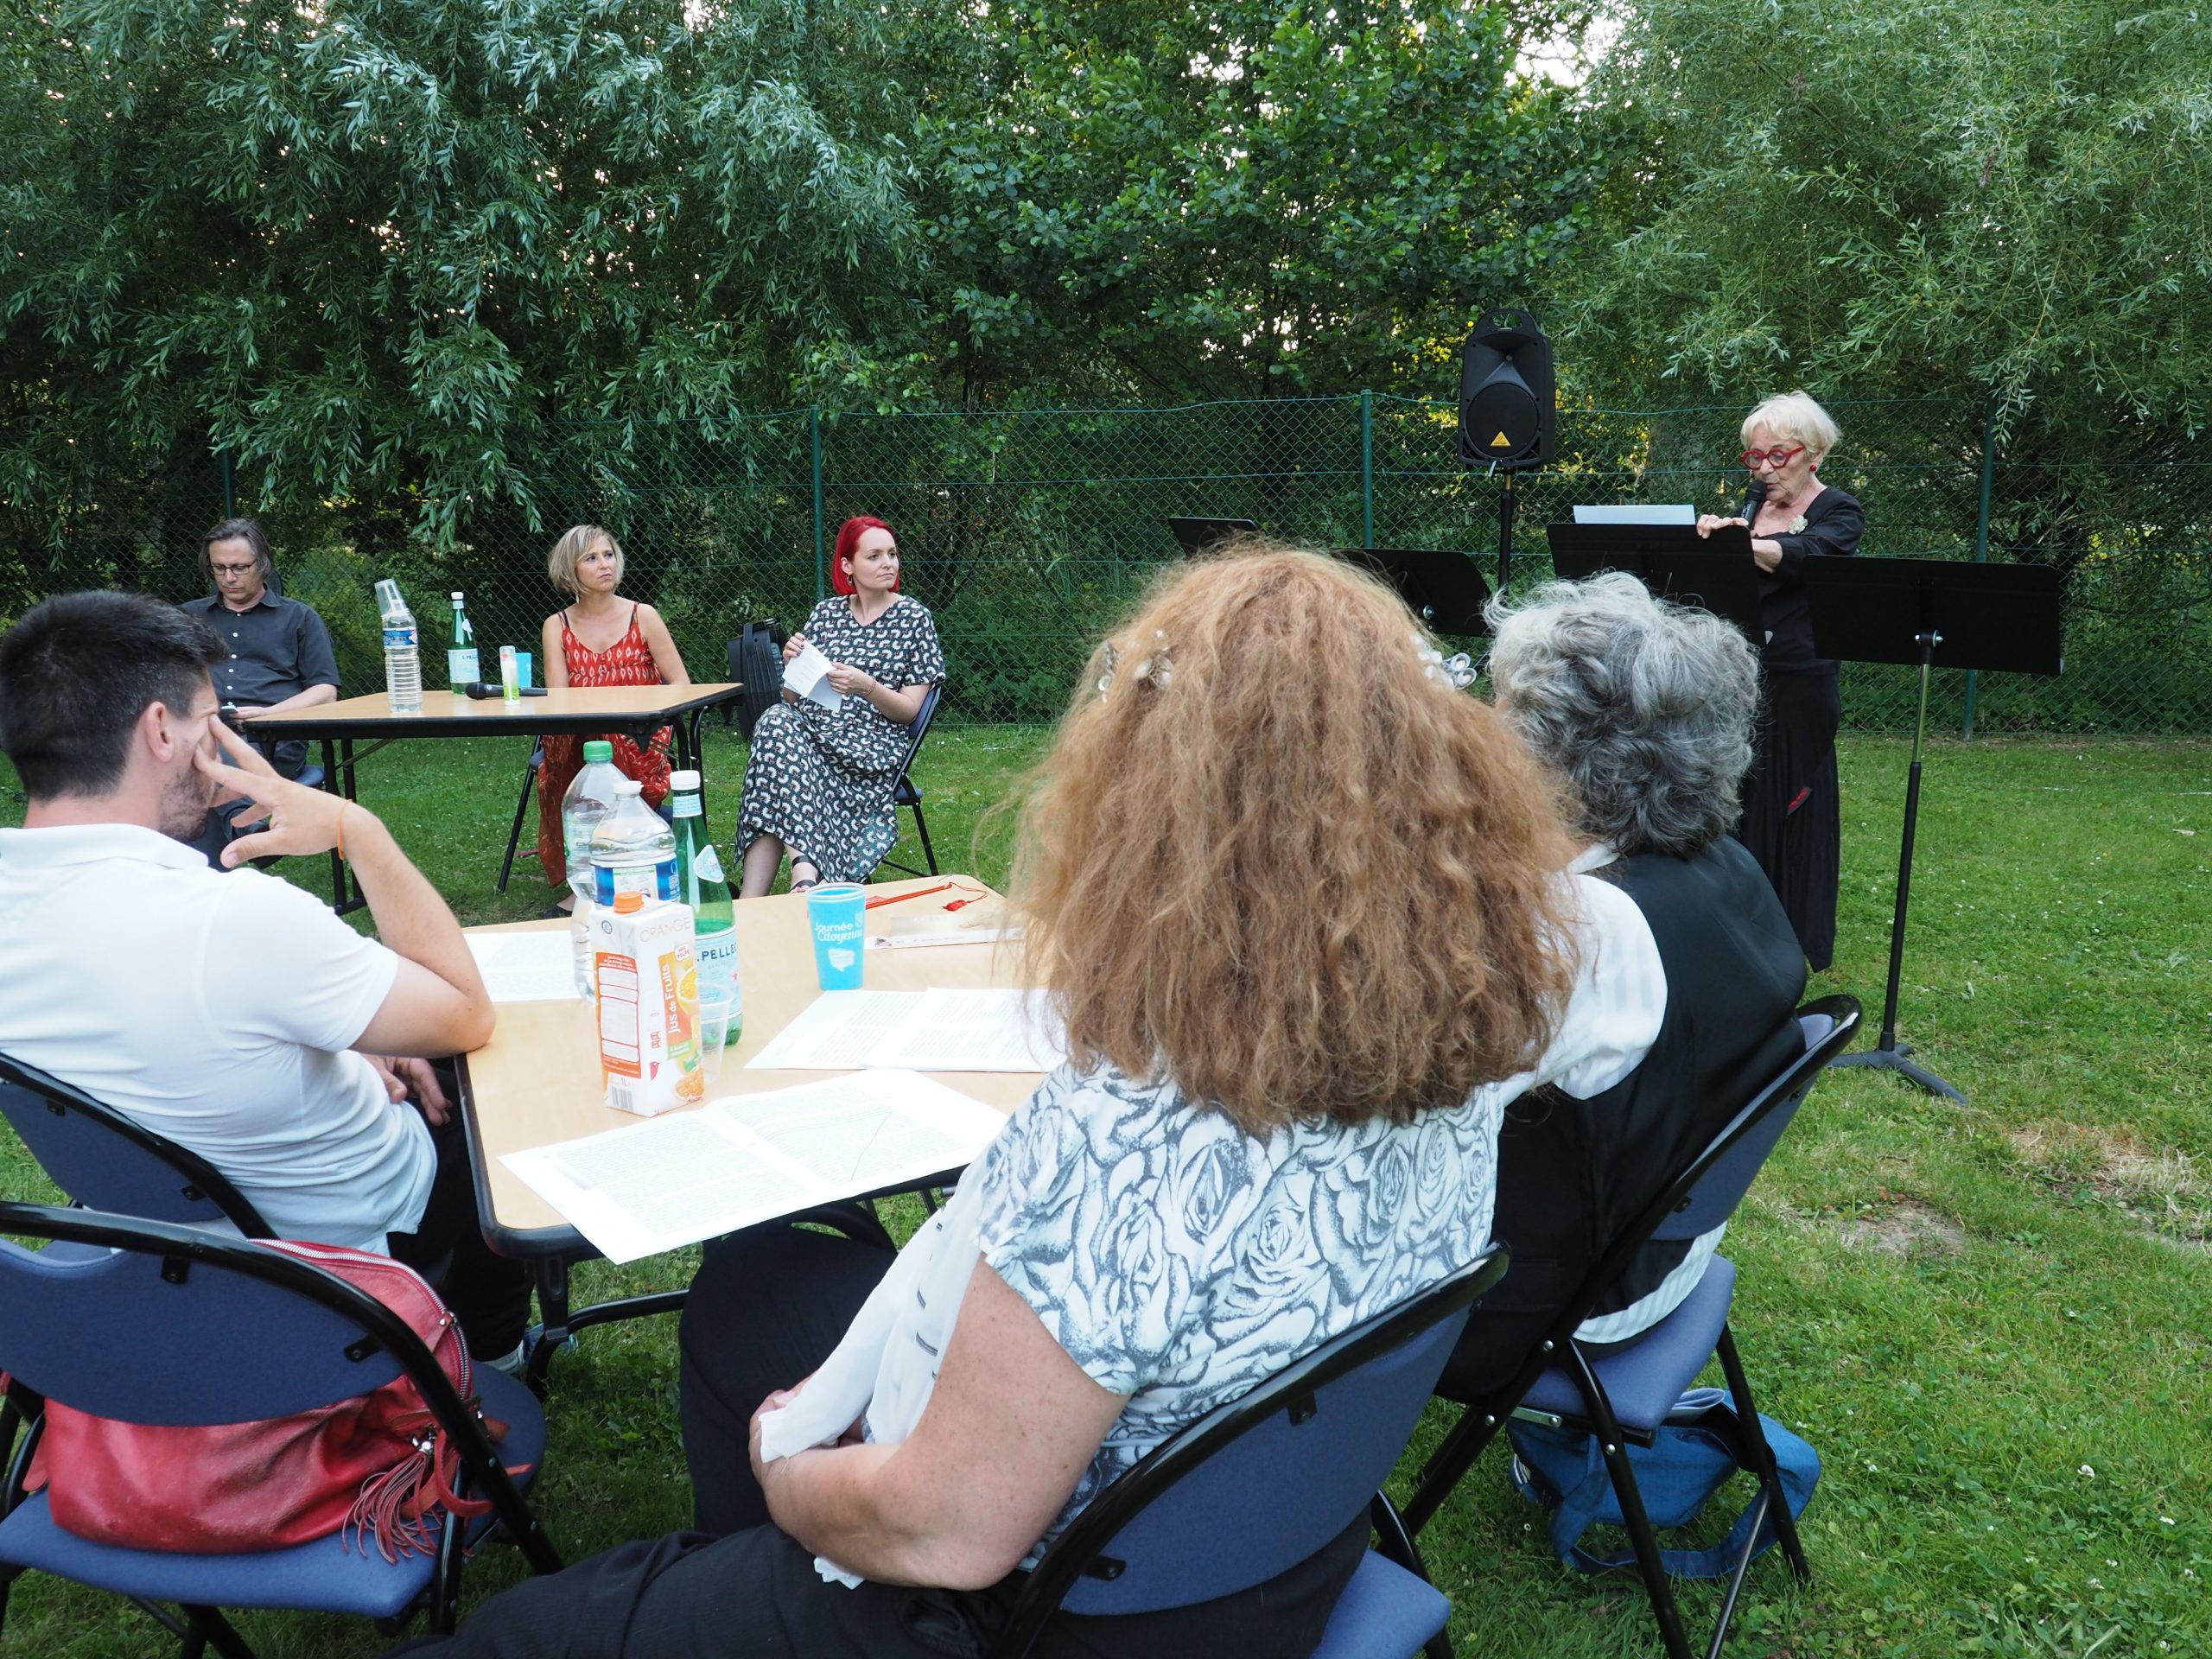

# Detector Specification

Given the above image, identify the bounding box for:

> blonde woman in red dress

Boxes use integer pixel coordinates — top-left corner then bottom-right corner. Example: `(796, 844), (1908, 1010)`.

(535, 525), (691, 914)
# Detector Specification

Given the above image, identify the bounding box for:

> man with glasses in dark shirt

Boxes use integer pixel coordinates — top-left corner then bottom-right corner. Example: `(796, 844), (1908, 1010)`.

(181, 518), (341, 862)
(181, 518), (341, 780)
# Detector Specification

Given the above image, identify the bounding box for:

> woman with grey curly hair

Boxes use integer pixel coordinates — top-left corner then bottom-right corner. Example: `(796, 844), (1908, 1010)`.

(1437, 574), (1810, 1396)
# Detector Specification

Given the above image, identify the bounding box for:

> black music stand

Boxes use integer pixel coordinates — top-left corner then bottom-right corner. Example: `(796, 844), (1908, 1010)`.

(1809, 556), (2063, 1103)
(1166, 517), (1262, 557)
(1332, 547), (1493, 636)
(1545, 524), (1766, 641)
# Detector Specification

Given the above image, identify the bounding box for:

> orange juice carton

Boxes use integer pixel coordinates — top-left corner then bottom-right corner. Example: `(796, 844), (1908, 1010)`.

(593, 893), (704, 1116)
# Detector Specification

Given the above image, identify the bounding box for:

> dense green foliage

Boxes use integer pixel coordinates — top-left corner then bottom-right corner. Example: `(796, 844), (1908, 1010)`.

(1567, 0), (2212, 423)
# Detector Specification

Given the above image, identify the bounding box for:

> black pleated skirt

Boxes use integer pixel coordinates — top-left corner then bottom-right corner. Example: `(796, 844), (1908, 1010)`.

(1734, 668), (1842, 973)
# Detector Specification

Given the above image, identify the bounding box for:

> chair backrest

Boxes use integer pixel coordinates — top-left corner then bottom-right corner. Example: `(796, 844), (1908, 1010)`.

(893, 682), (944, 784)
(0, 1051), (271, 1236)
(1648, 997), (1861, 1243)
(0, 1205), (411, 1424)
(991, 1245), (1510, 1656)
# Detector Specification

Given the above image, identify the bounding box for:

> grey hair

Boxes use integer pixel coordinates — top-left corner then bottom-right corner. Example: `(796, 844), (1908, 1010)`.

(1742, 391), (1840, 458)
(1484, 572), (1760, 856)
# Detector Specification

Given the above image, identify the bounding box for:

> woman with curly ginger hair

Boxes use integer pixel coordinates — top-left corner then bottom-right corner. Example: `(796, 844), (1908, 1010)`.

(402, 546), (1668, 1659)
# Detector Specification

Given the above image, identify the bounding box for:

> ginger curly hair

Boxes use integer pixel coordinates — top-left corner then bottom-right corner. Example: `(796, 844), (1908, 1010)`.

(1011, 543), (1580, 1133)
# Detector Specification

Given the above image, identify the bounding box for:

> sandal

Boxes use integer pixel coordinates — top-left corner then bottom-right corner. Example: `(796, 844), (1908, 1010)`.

(789, 858), (822, 894)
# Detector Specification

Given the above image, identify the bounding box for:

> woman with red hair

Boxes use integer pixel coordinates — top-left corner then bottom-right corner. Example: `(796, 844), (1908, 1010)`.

(736, 517), (944, 896)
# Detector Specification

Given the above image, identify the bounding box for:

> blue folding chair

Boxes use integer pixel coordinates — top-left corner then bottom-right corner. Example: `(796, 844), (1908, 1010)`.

(1401, 995), (1861, 1659)
(984, 1243), (1512, 1659)
(873, 681), (943, 879)
(0, 1050), (272, 1237)
(0, 1202), (560, 1657)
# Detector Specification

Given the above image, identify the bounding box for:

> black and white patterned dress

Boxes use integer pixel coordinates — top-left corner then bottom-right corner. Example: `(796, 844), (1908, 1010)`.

(736, 595), (945, 881)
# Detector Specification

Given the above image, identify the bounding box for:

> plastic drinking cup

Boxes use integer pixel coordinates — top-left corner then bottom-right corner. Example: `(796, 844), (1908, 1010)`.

(806, 884), (867, 990)
(696, 992), (734, 1085)
(515, 651), (534, 689)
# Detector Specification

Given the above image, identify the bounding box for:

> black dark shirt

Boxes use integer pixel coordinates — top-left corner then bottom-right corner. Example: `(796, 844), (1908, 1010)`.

(1743, 484), (1864, 674)
(181, 590), (340, 778)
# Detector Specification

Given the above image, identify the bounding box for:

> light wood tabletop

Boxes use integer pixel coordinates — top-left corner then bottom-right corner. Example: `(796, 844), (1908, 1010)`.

(459, 874), (1039, 1255)
(243, 682), (743, 740)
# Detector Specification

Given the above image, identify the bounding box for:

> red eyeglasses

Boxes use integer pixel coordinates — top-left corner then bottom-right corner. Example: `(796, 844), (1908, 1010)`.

(1740, 444), (1807, 469)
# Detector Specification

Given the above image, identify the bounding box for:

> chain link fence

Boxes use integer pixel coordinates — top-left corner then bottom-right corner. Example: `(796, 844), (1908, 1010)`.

(5, 396), (2208, 734)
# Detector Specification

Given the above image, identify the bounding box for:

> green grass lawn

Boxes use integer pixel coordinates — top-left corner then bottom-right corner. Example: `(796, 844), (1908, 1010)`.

(0, 728), (2206, 1657)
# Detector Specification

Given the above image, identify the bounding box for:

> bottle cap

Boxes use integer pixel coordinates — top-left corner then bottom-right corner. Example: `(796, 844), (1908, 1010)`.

(451, 591), (464, 601)
(582, 741), (614, 764)
(612, 777), (642, 795)
(670, 769), (702, 791)
(613, 893), (644, 914)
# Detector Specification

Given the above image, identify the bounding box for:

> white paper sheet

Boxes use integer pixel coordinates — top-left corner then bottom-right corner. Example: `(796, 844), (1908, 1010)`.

(745, 988), (1065, 1074)
(498, 1071), (1007, 1263)
(465, 931), (580, 1003)
(866, 988), (1066, 1073)
(746, 991), (923, 1071)
(782, 640), (845, 710)
(1570, 503), (1697, 525)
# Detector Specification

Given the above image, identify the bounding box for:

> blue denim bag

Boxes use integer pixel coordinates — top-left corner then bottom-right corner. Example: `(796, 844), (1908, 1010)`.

(1505, 1386), (1821, 1578)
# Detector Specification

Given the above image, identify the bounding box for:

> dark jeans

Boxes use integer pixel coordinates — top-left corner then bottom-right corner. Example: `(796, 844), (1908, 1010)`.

(387, 1063), (533, 1360)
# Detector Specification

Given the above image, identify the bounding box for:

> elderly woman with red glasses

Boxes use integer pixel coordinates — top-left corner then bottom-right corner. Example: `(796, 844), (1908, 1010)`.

(1694, 391), (1862, 972)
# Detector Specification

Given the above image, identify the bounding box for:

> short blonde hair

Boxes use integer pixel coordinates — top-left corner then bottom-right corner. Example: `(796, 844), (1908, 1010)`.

(1742, 391), (1840, 458)
(547, 524), (623, 596)
(1011, 543), (1581, 1134)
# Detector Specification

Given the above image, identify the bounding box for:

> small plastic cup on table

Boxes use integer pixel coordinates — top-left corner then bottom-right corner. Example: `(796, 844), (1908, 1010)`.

(806, 884), (867, 990)
(516, 651), (534, 689)
(695, 991), (735, 1086)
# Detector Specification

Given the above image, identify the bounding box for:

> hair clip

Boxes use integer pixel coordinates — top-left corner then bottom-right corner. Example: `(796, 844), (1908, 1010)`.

(1131, 631), (1173, 689)
(1411, 632), (1477, 690)
(1096, 641), (1120, 699)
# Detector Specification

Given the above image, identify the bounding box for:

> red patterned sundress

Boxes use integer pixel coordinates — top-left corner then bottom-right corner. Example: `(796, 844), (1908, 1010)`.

(535, 604), (676, 891)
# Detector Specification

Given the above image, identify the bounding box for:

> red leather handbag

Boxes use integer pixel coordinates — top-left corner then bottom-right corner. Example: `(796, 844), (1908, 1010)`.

(24, 1238), (525, 1562)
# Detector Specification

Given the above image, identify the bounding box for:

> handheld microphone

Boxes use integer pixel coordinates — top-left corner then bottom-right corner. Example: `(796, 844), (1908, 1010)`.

(462, 682), (549, 699)
(1741, 477), (1769, 525)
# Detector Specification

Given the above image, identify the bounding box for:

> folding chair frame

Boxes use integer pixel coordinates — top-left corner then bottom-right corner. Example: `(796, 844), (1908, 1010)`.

(986, 1245), (1512, 1659)
(1400, 995), (1861, 1659)
(0, 1203), (562, 1656)
(872, 681), (943, 880)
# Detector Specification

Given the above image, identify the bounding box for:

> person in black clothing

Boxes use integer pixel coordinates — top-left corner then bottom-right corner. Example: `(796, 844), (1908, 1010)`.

(181, 518), (343, 867)
(1696, 391), (1863, 971)
(1440, 572), (1807, 1399)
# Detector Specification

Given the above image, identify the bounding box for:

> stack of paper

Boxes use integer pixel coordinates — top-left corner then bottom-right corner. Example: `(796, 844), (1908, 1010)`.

(747, 988), (1065, 1074)
(499, 1071), (1008, 1263)
(465, 931), (580, 1002)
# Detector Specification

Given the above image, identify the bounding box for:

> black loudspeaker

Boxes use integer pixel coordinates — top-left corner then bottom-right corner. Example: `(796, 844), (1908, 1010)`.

(1458, 309), (1555, 470)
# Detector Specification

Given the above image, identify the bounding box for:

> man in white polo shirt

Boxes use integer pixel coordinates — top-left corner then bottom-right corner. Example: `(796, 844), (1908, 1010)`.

(0, 590), (529, 1364)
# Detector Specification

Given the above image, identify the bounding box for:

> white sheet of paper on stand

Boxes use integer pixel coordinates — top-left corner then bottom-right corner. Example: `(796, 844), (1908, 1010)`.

(465, 931), (581, 1003)
(498, 1071), (1007, 1263)
(781, 640), (844, 710)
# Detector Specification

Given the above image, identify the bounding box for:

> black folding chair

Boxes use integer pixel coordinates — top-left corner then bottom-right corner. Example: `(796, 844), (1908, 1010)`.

(985, 1245), (1511, 1659)
(1401, 995), (1861, 1659)
(873, 680), (943, 880)
(0, 1202), (560, 1656)
(494, 742), (546, 895)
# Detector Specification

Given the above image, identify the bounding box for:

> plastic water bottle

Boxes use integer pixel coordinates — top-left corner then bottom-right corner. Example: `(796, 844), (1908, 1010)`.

(669, 769), (740, 1038)
(374, 578), (423, 714)
(589, 778), (678, 907)
(563, 741), (628, 996)
(447, 592), (480, 693)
